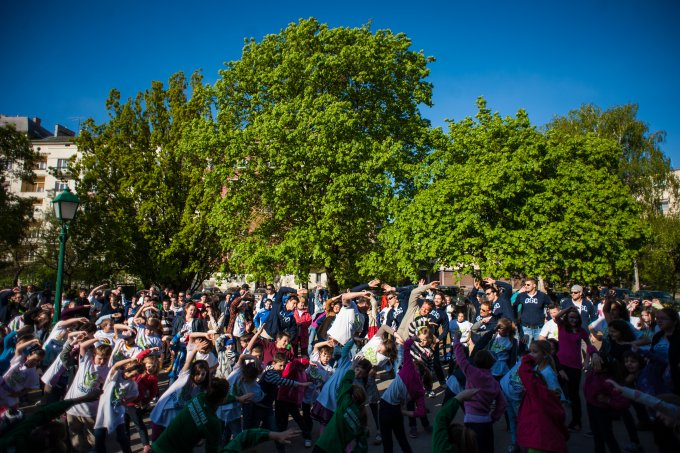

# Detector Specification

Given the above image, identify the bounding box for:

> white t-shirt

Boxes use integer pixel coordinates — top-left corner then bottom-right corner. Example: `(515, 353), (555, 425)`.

(94, 369), (139, 431)
(94, 330), (116, 345)
(194, 351), (218, 370)
(65, 350), (110, 417)
(150, 369), (199, 427)
(43, 324), (68, 364)
(457, 320), (472, 343)
(135, 328), (162, 350)
(109, 340), (142, 366)
(327, 302), (362, 345)
(539, 319), (559, 340)
(0, 355), (40, 408)
(42, 342), (69, 386)
(359, 335), (389, 369)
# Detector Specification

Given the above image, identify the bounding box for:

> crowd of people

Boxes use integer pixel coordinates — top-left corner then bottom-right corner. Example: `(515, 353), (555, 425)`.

(0, 277), (679, 453)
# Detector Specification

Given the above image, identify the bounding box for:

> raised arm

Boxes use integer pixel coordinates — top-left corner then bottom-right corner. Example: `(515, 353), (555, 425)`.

(246, 325), (265, 353)
(89, 283), (107, 298)
(181, 340), (202, 372)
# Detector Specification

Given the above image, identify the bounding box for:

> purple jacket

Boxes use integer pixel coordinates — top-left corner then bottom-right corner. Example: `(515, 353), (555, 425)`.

(454, 340), (507, 421)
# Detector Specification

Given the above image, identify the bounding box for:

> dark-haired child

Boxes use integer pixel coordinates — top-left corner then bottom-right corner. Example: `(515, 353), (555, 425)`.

(453, 330), (507, 453)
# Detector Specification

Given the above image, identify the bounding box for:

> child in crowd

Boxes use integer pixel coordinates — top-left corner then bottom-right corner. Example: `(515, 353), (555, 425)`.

(516, 352), (568, 453)
(312, 369), (370, 453)
(539, 304), (560, 341)
(473, 317), (518, 379)
(126, 353), (159, 453)
(94, 317), (116, 344)
(149, 340), (210, 441)
(215, 334), (238, 379)
(93, 356), (144, 453)
(247, 326), (295, 365)
(303, 341), (335, 442)
(453, 330), (507, 453)
(501, 340), (562, 452)
(379, 338), (425, 453)
(555, 306), (600, 433)
(111, 324), (142, 365)
(249, 352), (310, 432)
(293, 298), (312, 356)
(64, 336), (113, 452)
(276, 357), (311, 450)
(432, 388), (479, 453)
(221, 355), (260, 441)
(0, 337), (43, 409)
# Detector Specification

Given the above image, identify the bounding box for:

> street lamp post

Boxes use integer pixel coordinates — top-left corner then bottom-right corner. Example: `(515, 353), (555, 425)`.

(52, 187), (80, 325)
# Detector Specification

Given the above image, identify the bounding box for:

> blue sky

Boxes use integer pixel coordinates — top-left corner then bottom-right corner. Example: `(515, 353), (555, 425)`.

(3, 0), (679, 166)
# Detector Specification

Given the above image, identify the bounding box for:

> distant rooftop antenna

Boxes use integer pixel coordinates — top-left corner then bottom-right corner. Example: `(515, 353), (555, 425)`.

(69, 116), (86, 136)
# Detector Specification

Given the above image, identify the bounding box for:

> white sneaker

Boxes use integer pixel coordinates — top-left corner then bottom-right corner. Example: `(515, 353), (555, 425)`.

(304, 439), (312, 448)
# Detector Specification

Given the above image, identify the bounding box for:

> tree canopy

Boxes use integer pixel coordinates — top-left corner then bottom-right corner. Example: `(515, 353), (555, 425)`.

(73, 71), (221, 290)
(207, 18), (434, 291)
(0, 124), (37, 276)
(377, 98), (648, 285)
(54, 19), (677, 292)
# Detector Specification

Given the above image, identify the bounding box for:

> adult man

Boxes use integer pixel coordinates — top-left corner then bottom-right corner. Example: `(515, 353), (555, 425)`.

(22, 285), (45, 310)
(384, 291), (403, 330)
(483, 278), (515, 322)
(515, 278), (550, 343)
(428, 291), (449, 385)
(560, 284), (597, 329)
(470, 301), (497, 343)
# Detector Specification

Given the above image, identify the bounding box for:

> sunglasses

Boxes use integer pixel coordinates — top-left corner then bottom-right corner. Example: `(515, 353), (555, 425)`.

(571, 291), (580, 294)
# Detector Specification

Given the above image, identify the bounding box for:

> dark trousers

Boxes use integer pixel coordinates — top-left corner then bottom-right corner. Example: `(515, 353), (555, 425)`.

(275, 400), (310, 451)
(560, 365), (582, 426)
(302, 402), (313, 439)
(125, 406), (150, 447)
(465, 421), (494, 453)
(433, 345), (446, 384)
(94, 424), (132, 453)
(379, 400), (413, 453)
(242, 403), (275, 430)
(407, 399), (430, 429)
(586, 403), (621, 453)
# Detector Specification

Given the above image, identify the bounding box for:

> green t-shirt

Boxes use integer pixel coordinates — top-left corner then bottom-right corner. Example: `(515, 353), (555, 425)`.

(221, 428), (271, 453)
(433, 397), (462, 453)
(152, 393), (233, 453)
(314, 369), (368, 453)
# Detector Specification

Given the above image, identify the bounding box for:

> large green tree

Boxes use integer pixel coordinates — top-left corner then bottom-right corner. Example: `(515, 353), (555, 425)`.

(548, 103), (678, 216)
(378, 99), (647, 285)
(638, 214), (680, 294)
(0, 124), (38, 283)
(73, 71), (220, 290)
(207, 18), (433, 291)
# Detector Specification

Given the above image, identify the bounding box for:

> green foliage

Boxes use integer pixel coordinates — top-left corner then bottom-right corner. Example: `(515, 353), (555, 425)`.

(638, 214), (680, 294)
(548, 104), (679, 216)
(0, 124), (37, 259)
(379, 98), (648, 285)
(73, 71), (221, 290)
(208, 18), (433, 290)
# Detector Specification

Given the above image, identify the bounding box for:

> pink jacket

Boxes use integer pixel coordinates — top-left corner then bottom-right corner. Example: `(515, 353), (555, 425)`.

(517, 355), (568, 453)
(277, 357), (309, 405)
(454, 340), (507, 421)
(399, 339), (426, 417)
(556, 324), (596, 369)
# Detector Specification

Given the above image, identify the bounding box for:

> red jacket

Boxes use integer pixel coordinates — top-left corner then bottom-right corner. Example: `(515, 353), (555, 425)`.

(517, 355), (568, 453)
(277, 358), (309, 404)
(294, 309), (312, 343)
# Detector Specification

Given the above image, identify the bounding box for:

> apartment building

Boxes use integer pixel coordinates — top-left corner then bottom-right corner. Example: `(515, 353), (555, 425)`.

(1, 115), (79, 220)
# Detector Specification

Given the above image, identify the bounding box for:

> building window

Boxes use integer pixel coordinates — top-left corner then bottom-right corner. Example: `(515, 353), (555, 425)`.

(56, 158), (69, 169)
(54, 181), (69, 192)
(21, 176), (45, 193)
(661, 199), (670, 215)
(34, 157), (47, 170)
